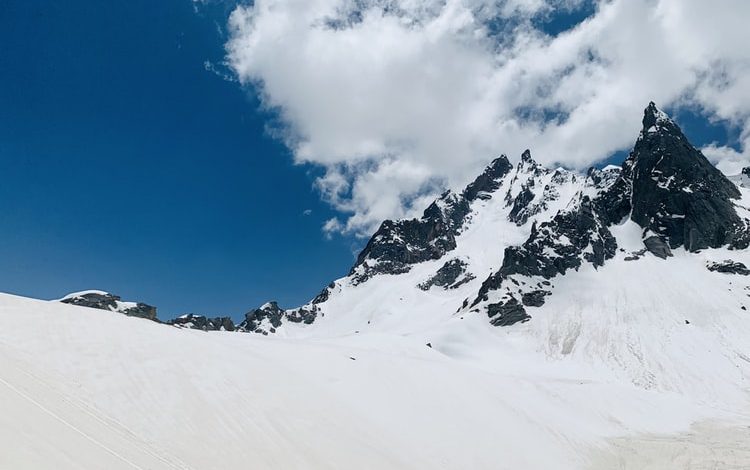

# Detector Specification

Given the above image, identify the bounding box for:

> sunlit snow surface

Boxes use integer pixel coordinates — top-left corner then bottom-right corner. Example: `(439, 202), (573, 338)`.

(3, 236), (750, 469)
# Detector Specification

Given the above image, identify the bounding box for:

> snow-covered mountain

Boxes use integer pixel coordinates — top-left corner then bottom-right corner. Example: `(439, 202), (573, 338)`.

(244, 102), (750, 337)
(8, 102), (750, 468)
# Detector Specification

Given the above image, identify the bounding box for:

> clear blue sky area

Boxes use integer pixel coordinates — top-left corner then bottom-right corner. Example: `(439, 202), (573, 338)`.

(0, 0), (739, 320)
(0, 0), (357, 320)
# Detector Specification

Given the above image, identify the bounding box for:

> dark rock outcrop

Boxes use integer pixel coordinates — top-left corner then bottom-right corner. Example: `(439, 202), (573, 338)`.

(508, 185), (535, 226)
(312, 282), (335, 304)
(351, 156), (513, 284)
(168, 314), (235, 331)
(463, 155), (514, 202)
(238, 301), (318, 334)
(487, 297), (530, 326)
(706, 260), (750, 276)
(418, 258), (475, 290)
(284, 306), (318, 325)
(475, 192), (619, 306)
(625, 102), (749, 252)
(351, 212), (456, 284)
(60, 291), (158, 321)
(238, 301), (286, 334)
(521, 290), (550, 307)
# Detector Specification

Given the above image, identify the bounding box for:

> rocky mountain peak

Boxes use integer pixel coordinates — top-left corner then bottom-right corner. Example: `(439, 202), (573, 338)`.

(515, 149), (543, 177)
(626, 102), (747, 252)
(463, 155), (513, 201)
(520, 149), (534, 164)
(641, 101), (674, 133)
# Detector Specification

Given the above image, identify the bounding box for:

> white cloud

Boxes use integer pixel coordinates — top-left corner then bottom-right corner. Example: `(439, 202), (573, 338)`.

(226, 0), (750, 236)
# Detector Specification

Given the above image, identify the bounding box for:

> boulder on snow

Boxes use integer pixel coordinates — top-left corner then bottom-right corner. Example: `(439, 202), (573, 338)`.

(643, 236), (673, 259)
(706, 260), (750, 276)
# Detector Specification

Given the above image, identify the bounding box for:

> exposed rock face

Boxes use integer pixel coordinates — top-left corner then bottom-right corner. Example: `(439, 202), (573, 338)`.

(475, 190), (619, 307)
(463, 155), (514, 202)
(521, 290), (550, 307)
(238, 301), (318, 335)
(418, 258), (475, 291)
(168, 314), (235, 331)
(643, 236), (673, 259)
(351, 156), (513, 283)
(284, 307), (318, 325)
(60, 291), (158, 321)
(61, 291), (120, 310)
(351, 212), (456, 284)
(487, 297), (530, 326)
(508, 185), (535, 226)
(707, 260), (750, 276)
(312, 282), (336, 304)
(626, 102), (749, 252)
(505, 152), (581, 228)
(238, 301), (286, 334)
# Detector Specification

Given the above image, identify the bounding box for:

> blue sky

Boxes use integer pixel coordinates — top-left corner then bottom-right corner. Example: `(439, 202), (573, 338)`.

(0, 0), (745, 320)
(0, 0), (356, 319)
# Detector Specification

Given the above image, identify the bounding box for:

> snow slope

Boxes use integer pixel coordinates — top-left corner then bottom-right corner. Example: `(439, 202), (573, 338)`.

(1, 283), (750, 469)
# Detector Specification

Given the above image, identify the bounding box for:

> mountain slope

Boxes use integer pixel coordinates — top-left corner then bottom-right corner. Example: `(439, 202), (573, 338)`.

(3, 292), (749, 469)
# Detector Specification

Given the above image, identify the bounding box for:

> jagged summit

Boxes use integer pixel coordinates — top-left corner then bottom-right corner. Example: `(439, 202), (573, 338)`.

(520, 149), (534, 164)
(463, 154), (513, 200)
(626, 102), (747, 252)
(641, 101), (674, 133)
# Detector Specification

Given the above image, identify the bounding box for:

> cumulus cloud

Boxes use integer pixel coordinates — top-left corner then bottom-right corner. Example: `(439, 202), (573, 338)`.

(225, 0), (750, 236)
